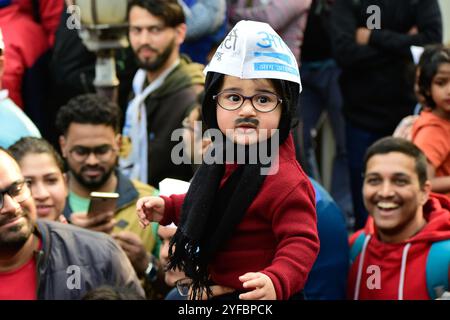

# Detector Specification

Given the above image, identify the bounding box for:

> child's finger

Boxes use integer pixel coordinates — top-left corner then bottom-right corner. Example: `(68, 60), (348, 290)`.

(138, 220), (145, 229)
(242, 277), (265, 289)
(136, 198), (148, 211)
(143, 199), (156, 209)
(137, 210), (147, 221)
(239, 288), (264, 300)
(239, 272), (258, 283)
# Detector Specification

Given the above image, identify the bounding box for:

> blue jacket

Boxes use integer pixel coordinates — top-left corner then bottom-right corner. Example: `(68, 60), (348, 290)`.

(180, 0), (227, 65)
(0, 91), (41, 148)
(304, 178), (349, 300)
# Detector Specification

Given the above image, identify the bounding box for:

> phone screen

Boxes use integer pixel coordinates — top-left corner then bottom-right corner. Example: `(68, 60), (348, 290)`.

(87, 192), (119, 217)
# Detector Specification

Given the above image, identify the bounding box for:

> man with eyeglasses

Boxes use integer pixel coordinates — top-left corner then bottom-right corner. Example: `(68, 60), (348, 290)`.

(0, 147), (144, 299)
(55, 94), (164, 299)
(120, 0), (205, 186)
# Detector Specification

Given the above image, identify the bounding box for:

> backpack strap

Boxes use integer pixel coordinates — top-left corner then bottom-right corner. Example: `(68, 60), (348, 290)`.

(350, 232), (366, 264)
(426, 239), (450, 299)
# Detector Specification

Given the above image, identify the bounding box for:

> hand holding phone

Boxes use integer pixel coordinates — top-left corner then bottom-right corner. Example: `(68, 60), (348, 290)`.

(87, 192), (119, 218)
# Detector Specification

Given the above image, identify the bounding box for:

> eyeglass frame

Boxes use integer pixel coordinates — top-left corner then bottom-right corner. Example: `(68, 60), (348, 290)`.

(213, 91), (283, 113)
(0, 179), (32, 210)
(175, 277), (193, 297)
(68, 145), (118, 163)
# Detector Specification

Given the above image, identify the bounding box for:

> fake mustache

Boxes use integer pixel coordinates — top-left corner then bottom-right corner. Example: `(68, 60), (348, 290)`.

(234, 118), (259, 127)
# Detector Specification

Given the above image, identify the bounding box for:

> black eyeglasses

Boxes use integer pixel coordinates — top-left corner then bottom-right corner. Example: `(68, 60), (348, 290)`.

(0, 179), (31, 210)
(69, 145), (117, 163)
(213, 91), (282, 113)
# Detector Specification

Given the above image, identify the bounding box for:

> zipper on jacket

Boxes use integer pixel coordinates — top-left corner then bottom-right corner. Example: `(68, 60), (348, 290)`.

(34, 248), (44, 299)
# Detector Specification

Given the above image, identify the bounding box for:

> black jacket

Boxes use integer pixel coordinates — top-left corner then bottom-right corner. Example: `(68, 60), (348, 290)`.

(330, 0), (442, 134)
(34, 220), (144, 300)
(301, 0), (334, 62)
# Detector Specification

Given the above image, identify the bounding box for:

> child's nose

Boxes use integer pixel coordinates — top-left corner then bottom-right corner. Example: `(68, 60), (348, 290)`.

(239, 99), (257, 116)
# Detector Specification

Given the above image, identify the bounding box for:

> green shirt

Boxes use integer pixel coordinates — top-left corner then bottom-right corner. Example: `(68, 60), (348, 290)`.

(67, 190), (161, 256)
(68, 191), (90, 213)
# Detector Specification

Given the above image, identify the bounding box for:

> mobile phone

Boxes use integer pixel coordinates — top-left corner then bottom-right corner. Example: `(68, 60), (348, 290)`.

(87, 192), (119, 218)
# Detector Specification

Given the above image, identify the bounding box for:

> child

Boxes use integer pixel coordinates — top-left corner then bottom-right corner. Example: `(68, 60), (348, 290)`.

(137, 20), (319, 300)
(412, 45), (450, 197)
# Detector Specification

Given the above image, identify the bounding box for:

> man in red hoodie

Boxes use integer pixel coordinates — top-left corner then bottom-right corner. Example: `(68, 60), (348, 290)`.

(348, 137), (450, 300)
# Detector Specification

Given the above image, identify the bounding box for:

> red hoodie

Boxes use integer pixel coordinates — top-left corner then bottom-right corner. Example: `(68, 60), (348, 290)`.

(348, 193), (450, 300)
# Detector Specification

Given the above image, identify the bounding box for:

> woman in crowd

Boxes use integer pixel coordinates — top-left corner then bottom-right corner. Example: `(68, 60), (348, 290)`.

(8, 136), (68, 222)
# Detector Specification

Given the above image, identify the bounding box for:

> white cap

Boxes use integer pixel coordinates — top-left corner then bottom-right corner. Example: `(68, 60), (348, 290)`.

(204, 20), (301, 92)
(0, 29), (4, 51)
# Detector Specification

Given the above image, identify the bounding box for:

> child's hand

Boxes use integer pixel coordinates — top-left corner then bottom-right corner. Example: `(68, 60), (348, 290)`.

(238, 272), (276, 300)
(136, 196), (165, 228)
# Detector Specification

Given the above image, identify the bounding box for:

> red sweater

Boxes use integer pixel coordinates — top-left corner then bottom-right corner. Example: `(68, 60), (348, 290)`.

(160, 135), (320, 300)
(348, 193), (450, 300)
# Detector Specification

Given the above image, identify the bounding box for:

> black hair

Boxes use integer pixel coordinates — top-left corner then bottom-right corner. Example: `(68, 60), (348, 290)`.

(8, 137), (64, 173)
(55, 94), (121, 135)
(418, 44), (450, 108)
(82, 286), (144, 300)
(127, 0), (185, 27)
(363, 137), (428, 188)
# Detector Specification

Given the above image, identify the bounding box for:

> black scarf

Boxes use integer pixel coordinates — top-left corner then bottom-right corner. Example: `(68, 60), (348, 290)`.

(167, 72), (299, 299)
(168, 146), (267, 299)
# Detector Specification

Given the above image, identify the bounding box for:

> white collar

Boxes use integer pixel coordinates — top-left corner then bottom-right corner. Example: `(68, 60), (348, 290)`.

(0, 89), (9, 101)
(133, 58), (181, 95)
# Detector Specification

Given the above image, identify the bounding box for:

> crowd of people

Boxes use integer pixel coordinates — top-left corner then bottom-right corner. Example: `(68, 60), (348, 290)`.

(0, 0), (449, 301)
